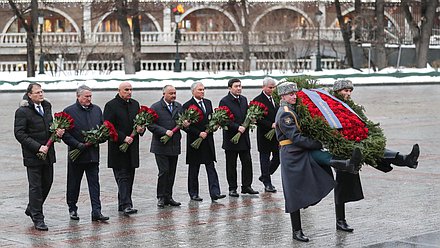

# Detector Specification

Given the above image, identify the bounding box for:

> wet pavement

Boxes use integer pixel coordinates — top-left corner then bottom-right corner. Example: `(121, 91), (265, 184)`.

(0, 85), (439, 247)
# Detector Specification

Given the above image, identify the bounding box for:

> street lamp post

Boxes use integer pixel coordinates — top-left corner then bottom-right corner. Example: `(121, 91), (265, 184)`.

(315, 9), (323, 71)
(174, 14), (181, 73)
(38, 15), (45, 74)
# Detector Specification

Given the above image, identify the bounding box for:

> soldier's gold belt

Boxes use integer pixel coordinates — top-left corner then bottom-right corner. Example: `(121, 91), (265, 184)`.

(279, 140), (293, 146)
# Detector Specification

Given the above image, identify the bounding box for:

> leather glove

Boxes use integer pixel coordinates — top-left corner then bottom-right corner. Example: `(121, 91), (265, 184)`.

(311, 140), (323, 150)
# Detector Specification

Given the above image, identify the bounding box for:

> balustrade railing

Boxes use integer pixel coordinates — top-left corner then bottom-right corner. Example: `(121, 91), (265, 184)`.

(0, 57), (342, 73)
(3, 29), (436, 48)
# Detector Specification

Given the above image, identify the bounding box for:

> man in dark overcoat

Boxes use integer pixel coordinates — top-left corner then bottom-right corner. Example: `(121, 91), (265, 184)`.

(104, 82), (144, 216)
(275, 82), (362, 242)
(14, 83), (64, 231)
(182, 82), (226, 202)
(331, 79), (420, 232)
(219, 78), (258, 197)
(148, 85), (184, 208)
(62, 85), (109, 222)
(253, 77), (280, 193)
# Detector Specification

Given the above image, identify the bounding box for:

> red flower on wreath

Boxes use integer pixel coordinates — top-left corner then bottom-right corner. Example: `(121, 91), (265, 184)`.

(297, 91), (368, 142)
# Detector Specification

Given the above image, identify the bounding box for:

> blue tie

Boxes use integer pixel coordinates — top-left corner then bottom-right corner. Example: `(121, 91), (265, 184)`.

(168, 104), (173, 113)
(37, 105), (44, 116)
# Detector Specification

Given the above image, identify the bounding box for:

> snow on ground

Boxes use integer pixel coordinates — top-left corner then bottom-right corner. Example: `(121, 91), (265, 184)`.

(0, 66), (439, 91)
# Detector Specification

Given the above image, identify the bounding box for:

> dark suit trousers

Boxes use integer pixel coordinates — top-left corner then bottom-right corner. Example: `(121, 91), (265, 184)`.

(67, 162), (102, 215)
(26, 165), (53, 222)
(259, 151), (280, 185)
(112, 167), (136, 210)
(225, 150), (253, 190)
(155, 154), (178, 199)
(188, 162), (221, 198)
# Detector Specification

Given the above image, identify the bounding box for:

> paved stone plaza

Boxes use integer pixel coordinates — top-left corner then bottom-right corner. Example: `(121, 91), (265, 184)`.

(0, 85), (439, 247)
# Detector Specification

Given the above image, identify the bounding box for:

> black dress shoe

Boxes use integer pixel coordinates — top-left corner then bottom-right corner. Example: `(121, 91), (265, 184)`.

(293, 230), (309, 242)
(336, 219), (354, 232)
(264, 185), (277, 193)
(241, 186), (259, 194)
(229, 190), (239, 197)
(92, 213), (109, 222)
(157, 198), (165, 208)
(211, 194), (226, 201)
(190, 196), (203, 201)
(70, 211), (80, 220)
(123, 207), (138, 216)
(34, 221), (48, 231)
(166, 198), (181, 206)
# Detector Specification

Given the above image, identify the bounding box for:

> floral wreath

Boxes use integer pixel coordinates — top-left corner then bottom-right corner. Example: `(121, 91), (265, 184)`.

(274, 76), (386, 167)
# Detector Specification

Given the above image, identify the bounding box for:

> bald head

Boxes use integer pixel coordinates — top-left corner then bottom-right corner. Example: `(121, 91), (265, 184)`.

(118, 82), (133, 101)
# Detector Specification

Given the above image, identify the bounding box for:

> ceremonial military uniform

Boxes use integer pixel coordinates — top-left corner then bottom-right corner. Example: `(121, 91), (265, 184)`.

(331, 79), (420, 232)
(275, 81), (362, 242)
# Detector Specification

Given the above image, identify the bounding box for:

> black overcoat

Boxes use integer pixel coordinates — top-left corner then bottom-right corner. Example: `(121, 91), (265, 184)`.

(148, 98), (182, 156)
(14, 97), (56, 166)
(62, 101), (103, 164)
(253, 91), (279, 153)
(335, 171), (364, 204)
(103, 94), (141, 169)
(218, 93), (250, 151)
(275, 104), (335, 213)
(182, 98), (216, 164)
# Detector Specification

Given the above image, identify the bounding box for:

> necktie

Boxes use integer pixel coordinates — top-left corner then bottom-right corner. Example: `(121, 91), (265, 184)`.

(235, 97), (240, 104)
(198, 100), (206, 113)
(168, 104), (173, 113)
(36, 105), (44, 116)
(268, 96), (275, 107)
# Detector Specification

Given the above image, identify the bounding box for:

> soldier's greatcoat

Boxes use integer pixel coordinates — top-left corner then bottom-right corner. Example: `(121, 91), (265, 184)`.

(275, 103), (335, 213)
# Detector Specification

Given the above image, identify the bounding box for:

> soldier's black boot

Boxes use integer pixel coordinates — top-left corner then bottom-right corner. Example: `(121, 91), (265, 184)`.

(336, 203), (354, 232)
(290, 210), (309, 242)
(330, 148), (362, 174)
(393, 144), (420, 169)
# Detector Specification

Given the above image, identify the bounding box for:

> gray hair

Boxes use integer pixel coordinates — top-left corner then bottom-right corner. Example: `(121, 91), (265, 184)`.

(263, 77), (276, 86)
(162, 85), (174, 93)
(76, 85), (91, 96)
(190, 82), (204, 92)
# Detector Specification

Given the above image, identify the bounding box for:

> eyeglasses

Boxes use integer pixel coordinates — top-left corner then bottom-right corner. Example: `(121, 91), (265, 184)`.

(32, 90), (44, 95)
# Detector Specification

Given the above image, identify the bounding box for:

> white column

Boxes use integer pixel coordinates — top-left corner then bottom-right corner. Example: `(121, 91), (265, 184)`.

(83, 3), (92, 42)
(163, 7), (171, 42)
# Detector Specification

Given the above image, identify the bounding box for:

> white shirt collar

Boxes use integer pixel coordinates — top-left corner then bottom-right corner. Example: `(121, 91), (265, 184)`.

(193, 97), (203, 103)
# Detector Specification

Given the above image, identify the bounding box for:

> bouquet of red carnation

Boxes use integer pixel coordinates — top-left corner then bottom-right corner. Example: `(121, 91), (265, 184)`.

(119, 106), (158, 152)
(190, 106), (234, 149)
(37, 112), (74, 160)
(69, 120), (118, 161)
(161, 104), (203, 144)
(230, 100), (268, 144)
